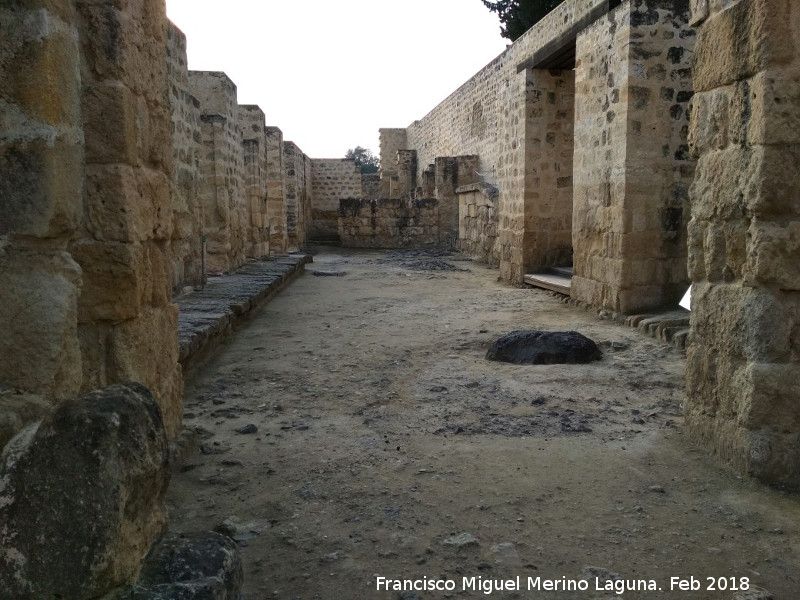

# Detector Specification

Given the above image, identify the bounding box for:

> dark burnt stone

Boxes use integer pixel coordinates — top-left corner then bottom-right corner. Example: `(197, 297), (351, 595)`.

(486, 330), (602, 365)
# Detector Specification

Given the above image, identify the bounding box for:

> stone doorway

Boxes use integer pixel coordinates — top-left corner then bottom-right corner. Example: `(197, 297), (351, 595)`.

(521, 66), (576, 295)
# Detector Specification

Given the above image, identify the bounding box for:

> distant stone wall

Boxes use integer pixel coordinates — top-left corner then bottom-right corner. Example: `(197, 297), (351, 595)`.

(284, 142), (313, 249)
(458, 184), (500, 265)
(685, 0), (800, 488)
(339, 198), (439, 248)
(572, 0), (695, 313)
(310, 159), (362, 240)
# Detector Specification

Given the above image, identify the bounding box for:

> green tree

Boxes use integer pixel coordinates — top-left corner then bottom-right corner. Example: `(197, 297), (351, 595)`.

(481, 0), (566, 42)
(345, 146), (380, 174)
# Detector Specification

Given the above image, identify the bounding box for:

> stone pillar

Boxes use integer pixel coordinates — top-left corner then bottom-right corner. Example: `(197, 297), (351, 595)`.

(166, 22), (203, 292)
(0, 0), (84, 402)
(572, 0), (695, 312)
(523, 68), (575, 274)
(685, 0), (800, 488)
(391, 149), (417, 199)
(379, 128), (408, 197)
(71, 0), (182, 436)
(238, 105), (270, 259)
(189, 71), (245, 274)
(265, 126), (287, 253)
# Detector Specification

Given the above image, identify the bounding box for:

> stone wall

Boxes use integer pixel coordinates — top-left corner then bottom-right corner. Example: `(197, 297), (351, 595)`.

(284, 141), (313, 249)
(310, 158), (363, 240)
(0, 0), (182, 438)
(166, 22), (203, 292)
(685, 0), (800, 488)
(458, 183), (500, 265)
(338, 198), (440, 248)
(572, 0), (695, 313)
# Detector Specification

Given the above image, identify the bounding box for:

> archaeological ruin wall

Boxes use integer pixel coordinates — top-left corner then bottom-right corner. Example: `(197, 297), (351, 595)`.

(458, 183), (501, 265)
(310, 158), (363, 241)
(685, 0), (800, 488)
(338, 198), (440, 248)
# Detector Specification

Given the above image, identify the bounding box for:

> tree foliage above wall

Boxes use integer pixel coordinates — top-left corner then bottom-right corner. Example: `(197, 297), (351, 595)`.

(345, 146), (380, 174)
(481, 0), (567, 41)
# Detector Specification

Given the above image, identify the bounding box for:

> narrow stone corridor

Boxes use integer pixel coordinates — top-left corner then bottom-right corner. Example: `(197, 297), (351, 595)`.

(167, 249), (799, 599)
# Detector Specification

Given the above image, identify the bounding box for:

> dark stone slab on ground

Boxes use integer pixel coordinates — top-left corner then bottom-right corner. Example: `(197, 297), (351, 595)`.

(115, 532), (243, 600)
(486, 330), (602, 365)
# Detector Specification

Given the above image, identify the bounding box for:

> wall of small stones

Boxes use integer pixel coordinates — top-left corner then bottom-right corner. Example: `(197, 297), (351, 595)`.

(339, 198), (440, 248)
(310, 158), (363, 240)
(684, 0), (800, 488)
(266, 126), (287, 252)
(572, 0), (695, 313)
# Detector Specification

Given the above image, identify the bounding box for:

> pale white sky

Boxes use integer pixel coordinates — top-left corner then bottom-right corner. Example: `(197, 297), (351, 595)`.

(166, 0), (508, 158)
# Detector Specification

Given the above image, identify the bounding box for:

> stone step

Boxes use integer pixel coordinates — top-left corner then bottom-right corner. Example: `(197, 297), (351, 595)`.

(176, 254), (312, 376)
(549, 265), (574, 278)
(523, 272), (571, 295)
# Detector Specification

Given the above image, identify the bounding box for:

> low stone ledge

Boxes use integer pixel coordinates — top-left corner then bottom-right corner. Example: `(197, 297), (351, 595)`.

(535, 289), (690, 353)
(177, 254), (312, 377)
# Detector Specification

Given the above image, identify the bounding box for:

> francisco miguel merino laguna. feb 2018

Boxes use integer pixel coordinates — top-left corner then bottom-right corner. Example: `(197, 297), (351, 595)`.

(376, 575), (663, 595)
(376, 575), (753, 595)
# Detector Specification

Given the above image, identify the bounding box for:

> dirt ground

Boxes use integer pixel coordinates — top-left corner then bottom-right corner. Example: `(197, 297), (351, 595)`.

(167, 248), (800, 600)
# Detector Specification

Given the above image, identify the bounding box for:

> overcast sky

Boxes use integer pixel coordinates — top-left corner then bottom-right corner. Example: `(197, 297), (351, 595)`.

(165, 0), (508, 158)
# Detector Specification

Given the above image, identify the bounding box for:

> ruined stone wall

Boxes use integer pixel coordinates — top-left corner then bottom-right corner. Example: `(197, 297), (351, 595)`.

(458, 183), (500, 265)
(572, 0), (695, 313)
(310, 158), (363, 240)
(338, 198), (440, 248)
(284, 141), (313, 249)
(239, 105), (271, 259)
(166, 22), (203, 292)
(189, 71), (246, 274)
(685, 0), (800, 488)
(0, 0), (183, 440)
(379, 128), (407, 196)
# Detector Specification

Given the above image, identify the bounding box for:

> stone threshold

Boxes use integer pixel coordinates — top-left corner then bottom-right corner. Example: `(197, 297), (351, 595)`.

(176, 253), (312, 377)
(539, 289), (691, 353)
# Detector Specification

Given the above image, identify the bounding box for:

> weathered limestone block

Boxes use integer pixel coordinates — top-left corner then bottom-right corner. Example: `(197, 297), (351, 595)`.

(107, 305), (183, 437)
(692, 0), (796, 93)
(0, 248), (82, 400)
(0, 383), (170, 599)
